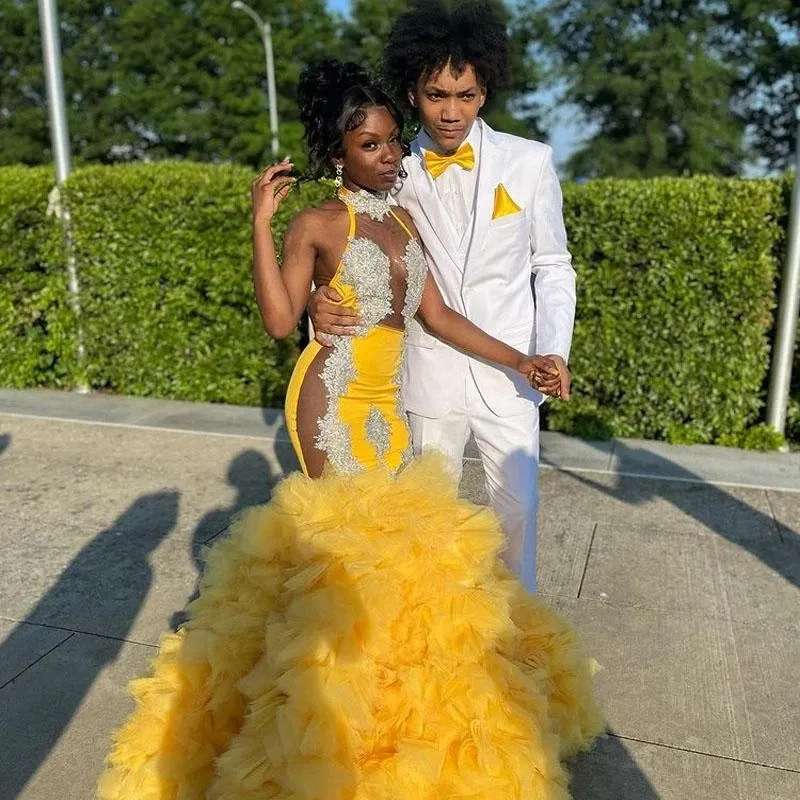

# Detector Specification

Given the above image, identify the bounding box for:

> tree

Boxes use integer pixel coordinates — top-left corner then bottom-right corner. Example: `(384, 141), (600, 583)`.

(111, 0), (342, 165)
(340, 0), (409, 72)
(723, 1), (799, 171)
(0, 0), (340, 168)
(0, 0), (126, 165)
(530, 0), (747, 179)
(484, 0), (548, 140)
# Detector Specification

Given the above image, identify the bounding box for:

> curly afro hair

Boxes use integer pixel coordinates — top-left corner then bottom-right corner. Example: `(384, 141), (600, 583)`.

(297, 59), (409, 180)
(384, 0), (510, 99)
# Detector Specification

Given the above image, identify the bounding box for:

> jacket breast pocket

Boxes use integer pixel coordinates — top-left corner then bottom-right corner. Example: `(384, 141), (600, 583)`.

(488, 210), (528, 240)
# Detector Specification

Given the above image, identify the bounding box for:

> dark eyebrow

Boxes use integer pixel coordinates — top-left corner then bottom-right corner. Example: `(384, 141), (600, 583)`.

(355, 126), (400, 139)
(425, 85), (478, 95)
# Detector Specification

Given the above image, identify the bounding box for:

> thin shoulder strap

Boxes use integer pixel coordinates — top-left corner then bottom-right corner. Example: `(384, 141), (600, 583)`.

(389, 209), (414, 239)
(346, 202), (357, 240)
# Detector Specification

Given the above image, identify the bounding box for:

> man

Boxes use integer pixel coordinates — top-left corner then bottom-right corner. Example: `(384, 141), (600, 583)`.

(308, 0), (575, 592)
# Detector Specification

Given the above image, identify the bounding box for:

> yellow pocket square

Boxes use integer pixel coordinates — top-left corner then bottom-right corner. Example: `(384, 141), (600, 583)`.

(492, 183), (522, 220)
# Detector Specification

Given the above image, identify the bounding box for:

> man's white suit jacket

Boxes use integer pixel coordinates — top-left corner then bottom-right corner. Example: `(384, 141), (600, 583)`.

(395, 118), (577, 418)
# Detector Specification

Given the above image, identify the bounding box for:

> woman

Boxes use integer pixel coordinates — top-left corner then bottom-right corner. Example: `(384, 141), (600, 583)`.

(98, 61), (601, 800)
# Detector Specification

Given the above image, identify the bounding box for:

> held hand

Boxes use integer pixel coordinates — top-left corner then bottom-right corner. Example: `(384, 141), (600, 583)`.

(518, 355), (567, 399)
(308, 284), (362, 346)
(544, 354), (572, 401)
(251, 160), (296, 225)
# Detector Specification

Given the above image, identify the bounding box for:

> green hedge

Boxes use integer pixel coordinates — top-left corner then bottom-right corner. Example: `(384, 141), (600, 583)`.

(0, 164), (796, 446)
(0, 167), (72, 387)
(549, 175), (790, 447)
(0, 163), (329, 406)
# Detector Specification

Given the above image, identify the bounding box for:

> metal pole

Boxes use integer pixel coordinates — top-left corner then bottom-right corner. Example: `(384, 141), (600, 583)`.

(232, 1), (280, 159)
(39, 0), (89, 392)
(765, 105), (800, 435)
(38, 0), (70, 181)
(262, 22), (279, 158)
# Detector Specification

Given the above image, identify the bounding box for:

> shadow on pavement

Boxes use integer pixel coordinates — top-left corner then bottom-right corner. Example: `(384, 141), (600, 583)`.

(0, 432), (10, 457)
(571, 438), (800, 589)
(0, 490), (180, 800)
(170, 446), (297, 629)
(569, 733), (660, 799)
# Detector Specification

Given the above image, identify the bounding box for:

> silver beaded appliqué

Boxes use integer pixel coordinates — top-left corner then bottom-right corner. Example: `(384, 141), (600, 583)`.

(341, 238), (393, 329)
(337, 188), (392, 221)
(393, 348), (413, 469)
(394, 239), (427, 468)
(365, 405), (391, 461)
(401, 238), (427, 321)
(315, 337), (363, 475)
(316, 239), (394, 472)
(314, 196), (427, 475)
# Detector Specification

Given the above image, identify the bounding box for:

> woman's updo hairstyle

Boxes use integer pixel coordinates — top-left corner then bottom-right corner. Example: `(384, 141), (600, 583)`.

(298, 58), (409, 180)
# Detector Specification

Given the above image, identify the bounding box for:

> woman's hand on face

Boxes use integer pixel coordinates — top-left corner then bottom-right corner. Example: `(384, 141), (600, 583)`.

(251, 161), (296, 226)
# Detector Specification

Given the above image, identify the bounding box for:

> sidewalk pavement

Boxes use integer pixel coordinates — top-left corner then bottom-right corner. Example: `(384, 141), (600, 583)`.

(1, 388), (798, 799)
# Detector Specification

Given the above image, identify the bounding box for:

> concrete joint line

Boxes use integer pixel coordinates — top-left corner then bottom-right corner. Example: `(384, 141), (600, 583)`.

(612, 732), (800, 775)
(0, 630), (75, 692)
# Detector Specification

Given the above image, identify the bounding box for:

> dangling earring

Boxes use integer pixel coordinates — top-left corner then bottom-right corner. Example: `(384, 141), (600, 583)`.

(394, 165), (408, 193)
(334, 163), (343, 188)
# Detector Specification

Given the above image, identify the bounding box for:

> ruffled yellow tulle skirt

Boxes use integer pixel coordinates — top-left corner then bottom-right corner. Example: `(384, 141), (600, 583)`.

(97, 456), (603, 799)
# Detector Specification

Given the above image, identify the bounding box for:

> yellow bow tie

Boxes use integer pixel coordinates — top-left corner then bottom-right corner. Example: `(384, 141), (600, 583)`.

(424, 142), (475, 179)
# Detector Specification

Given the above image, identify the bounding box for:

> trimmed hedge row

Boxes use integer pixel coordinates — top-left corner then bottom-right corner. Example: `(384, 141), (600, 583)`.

(1, 163), (329, 406)
(551, 175), (790, 447)
(0, 164), (795, 446)
(0, 167), (73, 387)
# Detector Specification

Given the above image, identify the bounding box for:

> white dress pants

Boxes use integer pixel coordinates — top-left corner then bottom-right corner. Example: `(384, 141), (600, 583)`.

(407, 372), (540, 592)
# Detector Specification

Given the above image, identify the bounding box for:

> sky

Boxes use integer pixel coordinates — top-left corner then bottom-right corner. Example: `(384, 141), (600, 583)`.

(324, 0), (581, 170)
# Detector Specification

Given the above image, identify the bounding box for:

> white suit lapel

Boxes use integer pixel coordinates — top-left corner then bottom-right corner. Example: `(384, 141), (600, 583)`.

(408, 139), (463, 271)
(464, 120), (506, 272)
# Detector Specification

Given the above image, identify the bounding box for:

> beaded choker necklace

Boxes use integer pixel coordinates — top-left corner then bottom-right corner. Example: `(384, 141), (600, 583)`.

(337, 187), (392, 221)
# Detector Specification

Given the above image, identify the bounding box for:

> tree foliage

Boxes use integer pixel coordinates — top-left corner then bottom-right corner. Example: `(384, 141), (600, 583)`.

(530, 0), (747, 179)
(0, 0), (339, 168)
(723, 0), (799, 170)
(0, 1), (795, 173)
(0, 0), (549, 168)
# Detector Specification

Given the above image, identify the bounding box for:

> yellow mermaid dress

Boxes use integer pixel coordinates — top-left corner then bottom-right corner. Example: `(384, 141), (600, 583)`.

(97, 189), (603, 800)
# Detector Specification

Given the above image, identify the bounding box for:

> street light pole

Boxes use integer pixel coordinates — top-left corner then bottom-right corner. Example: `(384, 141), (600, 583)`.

(38, 0), (70, 181)
(231, 1), (280, 159)
(38, 0), (89, 392)
(766, 105), (800, 436)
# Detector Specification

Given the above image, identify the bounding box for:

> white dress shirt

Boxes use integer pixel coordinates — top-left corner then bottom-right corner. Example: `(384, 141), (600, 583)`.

(418, 122), (481, 241)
